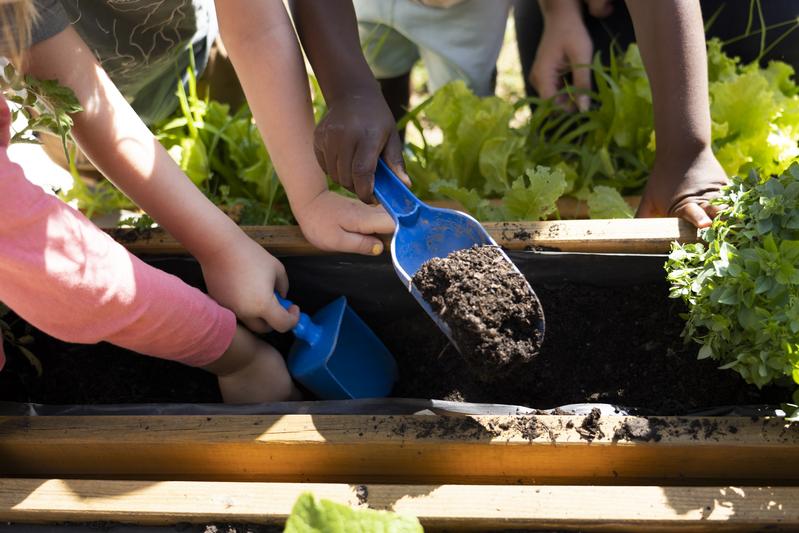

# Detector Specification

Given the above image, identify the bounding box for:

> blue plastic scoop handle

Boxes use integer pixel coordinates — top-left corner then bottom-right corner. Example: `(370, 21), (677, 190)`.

(274, 292), (321, 346)
(274, 291), (398, 400)
(372, 158), (545, 352)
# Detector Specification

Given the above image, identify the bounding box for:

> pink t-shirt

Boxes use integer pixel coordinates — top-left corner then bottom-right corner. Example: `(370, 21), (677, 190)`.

(0, 96), (236, 370)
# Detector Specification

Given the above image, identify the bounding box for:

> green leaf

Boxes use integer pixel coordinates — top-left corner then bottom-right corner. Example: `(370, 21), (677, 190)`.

(586, 185), (634, 219)
(503, 166), (567, 221)
(478, 136), (523, 195)
(665, 163), (799, 396)
(284, 492), (423, 533)
(430, 180), (498, 221)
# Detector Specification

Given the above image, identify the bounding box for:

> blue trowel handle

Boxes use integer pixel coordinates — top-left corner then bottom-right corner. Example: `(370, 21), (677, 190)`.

(373, 158), (422, 224)
(274, 292), (321, 346)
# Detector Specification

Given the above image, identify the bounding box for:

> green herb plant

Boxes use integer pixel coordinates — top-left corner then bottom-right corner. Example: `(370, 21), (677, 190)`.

(666, 164), (799, 415)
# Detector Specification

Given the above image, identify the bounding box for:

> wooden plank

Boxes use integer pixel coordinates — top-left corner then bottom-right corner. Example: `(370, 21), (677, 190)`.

(1, 479), (797, 531)
(106, 218), (698, 256)
(0, 415), (795, 485)
(430, 195), (642, 219)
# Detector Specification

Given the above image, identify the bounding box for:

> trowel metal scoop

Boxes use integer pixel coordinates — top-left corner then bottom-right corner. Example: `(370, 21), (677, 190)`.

(372, 158), (546, 353)
(276, 293), (398, 400)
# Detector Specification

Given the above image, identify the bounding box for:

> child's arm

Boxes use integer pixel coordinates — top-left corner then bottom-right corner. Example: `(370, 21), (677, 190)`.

(290, 0), (409, 201)
(23, 27), (298, 334)
(626, 0), (728, 227)
(216, 1), (394, 257)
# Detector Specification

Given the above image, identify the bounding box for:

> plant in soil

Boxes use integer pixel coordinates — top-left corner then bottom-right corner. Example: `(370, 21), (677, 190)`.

(667, 163), (799, 415)
(412, 245), (544, 379)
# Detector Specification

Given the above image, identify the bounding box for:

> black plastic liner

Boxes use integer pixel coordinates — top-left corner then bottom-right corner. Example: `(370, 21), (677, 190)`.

(0, 251), (785, 417)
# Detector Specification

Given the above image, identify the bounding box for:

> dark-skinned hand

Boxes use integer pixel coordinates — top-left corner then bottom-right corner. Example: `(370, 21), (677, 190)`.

(313, 92), (410, 203)
(637, 147), (729, 228)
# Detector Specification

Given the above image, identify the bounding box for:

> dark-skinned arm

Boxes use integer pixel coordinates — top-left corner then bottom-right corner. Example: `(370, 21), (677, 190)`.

(290, 0), (409, 203)
(626, 0), (728, 228)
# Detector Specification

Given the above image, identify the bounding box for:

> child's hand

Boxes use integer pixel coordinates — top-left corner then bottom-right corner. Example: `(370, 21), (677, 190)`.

(201, 237), (299, 334)
(294, 190), (394, 256)
(534, 0), (593, 112)
(636, 147), (729, 228)
(314, 92), (410, 203)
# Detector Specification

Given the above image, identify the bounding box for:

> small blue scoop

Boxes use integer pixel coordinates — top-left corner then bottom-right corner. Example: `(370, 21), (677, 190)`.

(373, 159), (546, 353)
(276, 293), (398, 400)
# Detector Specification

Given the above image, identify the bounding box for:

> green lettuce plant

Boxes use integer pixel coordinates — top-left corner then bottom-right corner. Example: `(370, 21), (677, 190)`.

(284, 492), (423, 533)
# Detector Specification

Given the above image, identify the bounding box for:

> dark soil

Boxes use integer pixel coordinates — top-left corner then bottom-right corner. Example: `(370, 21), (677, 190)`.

(382, 280), (787, 414)
(0, 254), (789, 413)
(575, 408), (604, 441)
(412, 245), (544, 380)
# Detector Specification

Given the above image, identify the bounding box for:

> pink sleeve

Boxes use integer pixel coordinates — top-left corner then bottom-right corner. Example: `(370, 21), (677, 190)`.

(0, 102), (236, 371)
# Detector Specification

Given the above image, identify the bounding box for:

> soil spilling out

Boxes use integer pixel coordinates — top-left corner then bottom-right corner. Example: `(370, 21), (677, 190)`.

(412, 245), (544, 379)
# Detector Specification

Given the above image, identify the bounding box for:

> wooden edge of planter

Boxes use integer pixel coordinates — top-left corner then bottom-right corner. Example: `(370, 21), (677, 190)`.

(430, 196), (643, 220)
(1, 415), (796, 485)
(1, 479), (797, 531)
(106, 218), (698, 256)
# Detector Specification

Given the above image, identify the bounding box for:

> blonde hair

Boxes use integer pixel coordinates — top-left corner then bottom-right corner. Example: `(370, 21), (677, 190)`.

(0, 0), (37, 65)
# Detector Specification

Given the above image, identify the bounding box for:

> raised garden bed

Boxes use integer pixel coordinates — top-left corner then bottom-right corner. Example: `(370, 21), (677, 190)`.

(0, 221), (783, 412)
(1, 219), (797, 531)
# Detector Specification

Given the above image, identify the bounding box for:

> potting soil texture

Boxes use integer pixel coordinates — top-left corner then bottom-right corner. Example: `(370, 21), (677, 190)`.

(412, 245), (544, 379)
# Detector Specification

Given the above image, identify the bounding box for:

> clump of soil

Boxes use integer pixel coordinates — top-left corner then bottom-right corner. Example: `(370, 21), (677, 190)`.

(576, 408), (604, 441)
(412, 245), (544, 379)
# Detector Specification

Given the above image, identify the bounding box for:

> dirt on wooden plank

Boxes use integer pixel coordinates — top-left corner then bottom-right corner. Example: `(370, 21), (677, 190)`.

(412, 245), (544, 380)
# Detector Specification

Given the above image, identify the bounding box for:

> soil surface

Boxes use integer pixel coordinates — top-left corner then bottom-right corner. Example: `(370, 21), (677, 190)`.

(381, 280), (787, 414)
(412, 245), (544, 380)
(0, 256), (789, 413)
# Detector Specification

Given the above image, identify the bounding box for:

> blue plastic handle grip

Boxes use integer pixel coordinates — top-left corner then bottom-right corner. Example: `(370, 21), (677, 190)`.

(373, 158), (422, 224)
(274, 292), (321, 346)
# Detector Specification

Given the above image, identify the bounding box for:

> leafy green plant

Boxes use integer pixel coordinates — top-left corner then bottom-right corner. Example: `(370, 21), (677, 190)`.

(153, 59), (293, 225)
(587, 185), (634, 219)
(666, 164), (799, 404)
(403, 36), (799, 222)
(404, 80), (570, 220)
(0, 64), (81, 152)
(1, 63), (134, 218)
(284, 492), (423, 533)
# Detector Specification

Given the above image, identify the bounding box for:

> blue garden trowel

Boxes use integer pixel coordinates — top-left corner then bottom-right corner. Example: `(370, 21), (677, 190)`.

(276, 293), (398, 400)
(373, 158), (546, 353)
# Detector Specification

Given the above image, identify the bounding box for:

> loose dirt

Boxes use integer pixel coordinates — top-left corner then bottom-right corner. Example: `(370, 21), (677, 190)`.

(412, 245), (544, 380)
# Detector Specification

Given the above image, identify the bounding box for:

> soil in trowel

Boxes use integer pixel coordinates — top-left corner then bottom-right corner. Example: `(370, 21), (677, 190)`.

(412, 245), (544, 379)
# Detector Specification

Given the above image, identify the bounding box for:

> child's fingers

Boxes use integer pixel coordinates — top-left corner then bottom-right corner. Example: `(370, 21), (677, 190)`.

(337, 141), (359, 196)
(530, 62), (559, 101)
(272, 263), (290, 300)
(674, 202), (713, 229)
(262, 295), (300, 333)
(382, 132), (411, 188)
(570, 59), (593, 112)
(334, 227), (385, 256)
(351, 136), (384, 203)
(241, 316), (271, 334)
(354, 204), (395, 235)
